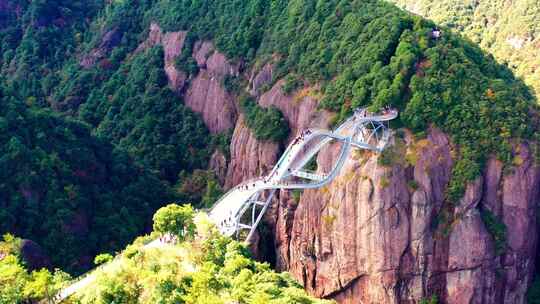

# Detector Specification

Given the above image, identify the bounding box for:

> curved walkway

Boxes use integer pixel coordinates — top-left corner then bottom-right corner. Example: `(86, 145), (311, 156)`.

(209, 108), (398, 241)
(52, 107), (398, 303)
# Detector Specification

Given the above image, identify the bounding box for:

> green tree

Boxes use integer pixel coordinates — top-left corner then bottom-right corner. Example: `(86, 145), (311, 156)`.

(153, 204), (196, 240)
(201, 180), (223, 209)
(94, 253), (114, 266)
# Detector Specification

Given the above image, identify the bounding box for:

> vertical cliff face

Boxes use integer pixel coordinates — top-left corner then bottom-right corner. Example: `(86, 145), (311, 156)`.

(133, 23), (188, 93)
(225, 79), (332, 188)
(224, 114), (280, 188)
(273, 127), (540, 303)
(184, 41), (239, 133)
(138, 25), (240, 134)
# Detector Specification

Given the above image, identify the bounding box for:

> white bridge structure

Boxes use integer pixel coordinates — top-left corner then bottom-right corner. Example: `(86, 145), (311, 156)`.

(50, 107), (397, 303)
(209, 107), (398, 242)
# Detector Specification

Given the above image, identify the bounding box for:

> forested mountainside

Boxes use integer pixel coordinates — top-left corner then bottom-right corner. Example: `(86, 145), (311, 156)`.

(387, 0), (540, 97)
(0, 0), (539, 303)
(0, 92), (175, 273)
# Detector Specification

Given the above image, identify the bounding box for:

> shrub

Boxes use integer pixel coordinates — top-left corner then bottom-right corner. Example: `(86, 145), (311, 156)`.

(282, 74), (303, 95)
(378, 139), (407, 167)
(291, 190), (303, 205)
(176, 170), (222, 208)
(201, 180), (223, 209)
(210, 130), (233, 159)
(240, 96), (290, 142)
(420, 295), (438, 304)
(222, 75), (242, 93)
(153, 204), (196, 241)
(94, 253), (113, 266)
(380, 176), (390, 188)
(480, 208), (507, 255)
(407, 180), (419, 190)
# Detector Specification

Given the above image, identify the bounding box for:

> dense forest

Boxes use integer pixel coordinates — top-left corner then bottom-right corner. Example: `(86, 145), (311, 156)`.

(388, 0), (540, 97)
(0, 0), (225, 274)
(0, 0), (539, 302)
(0, 89), (176, 273)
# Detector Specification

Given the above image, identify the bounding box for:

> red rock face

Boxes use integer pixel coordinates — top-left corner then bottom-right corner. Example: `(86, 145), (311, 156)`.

(162, 31), (188, 93)
(272, 127), (540, 304)
(134, 23), (188, 93)
(224, 114), (280, 189)
(136, 24), (239, 134)
(223, 78), (331, 188)
(184, 41), (239, 133)
(249, 63), (274, 96)
(258, 80), (321, 139)
(209, 150), (228, 185)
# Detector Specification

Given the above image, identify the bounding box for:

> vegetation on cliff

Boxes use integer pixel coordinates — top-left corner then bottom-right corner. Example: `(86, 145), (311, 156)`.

(240, 95), (290, 142)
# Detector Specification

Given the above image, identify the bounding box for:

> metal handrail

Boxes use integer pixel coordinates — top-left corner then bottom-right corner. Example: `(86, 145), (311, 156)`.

(209, 107), (398, 241)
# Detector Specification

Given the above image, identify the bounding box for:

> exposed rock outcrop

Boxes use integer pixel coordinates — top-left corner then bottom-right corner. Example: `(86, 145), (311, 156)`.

(184, 41), (239, 133)
(224, 78), (330, 188)
(134, 23), (188, 93)
(135, 23), (241, 132)
(225, 114), (280, 189)
(258, 80), (322, 139)
(250, 63), (274, 96)
(80, 27), (123, 68)
(209, 150), (228, 185)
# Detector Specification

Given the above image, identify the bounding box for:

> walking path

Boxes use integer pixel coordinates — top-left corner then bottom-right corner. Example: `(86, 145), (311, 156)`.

(48, 238), (167, 303)
(209, 108), (398, 241)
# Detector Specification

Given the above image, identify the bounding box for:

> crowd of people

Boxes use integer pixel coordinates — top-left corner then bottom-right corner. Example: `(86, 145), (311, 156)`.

(238, 107), (396, 194)
(219, 215), (233, 228)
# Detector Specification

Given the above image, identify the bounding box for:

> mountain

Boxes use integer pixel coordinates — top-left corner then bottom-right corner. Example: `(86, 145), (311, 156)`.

(0, 0), (539, 303)
(387, 0), (540, 97)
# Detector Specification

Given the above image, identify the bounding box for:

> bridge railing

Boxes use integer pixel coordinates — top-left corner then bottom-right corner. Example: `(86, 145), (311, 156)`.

(210, 108), (398, 239)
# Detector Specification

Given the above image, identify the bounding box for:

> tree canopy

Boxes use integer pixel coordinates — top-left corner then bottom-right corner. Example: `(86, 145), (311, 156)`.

(153, 204), (196, 240)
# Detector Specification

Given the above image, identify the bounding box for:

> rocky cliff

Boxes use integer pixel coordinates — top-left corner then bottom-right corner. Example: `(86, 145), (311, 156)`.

(134, 22), (188, 93)
(274, 128), (539, 303)
(184, 41), (239, 133)
(146, 22), (540, 303)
